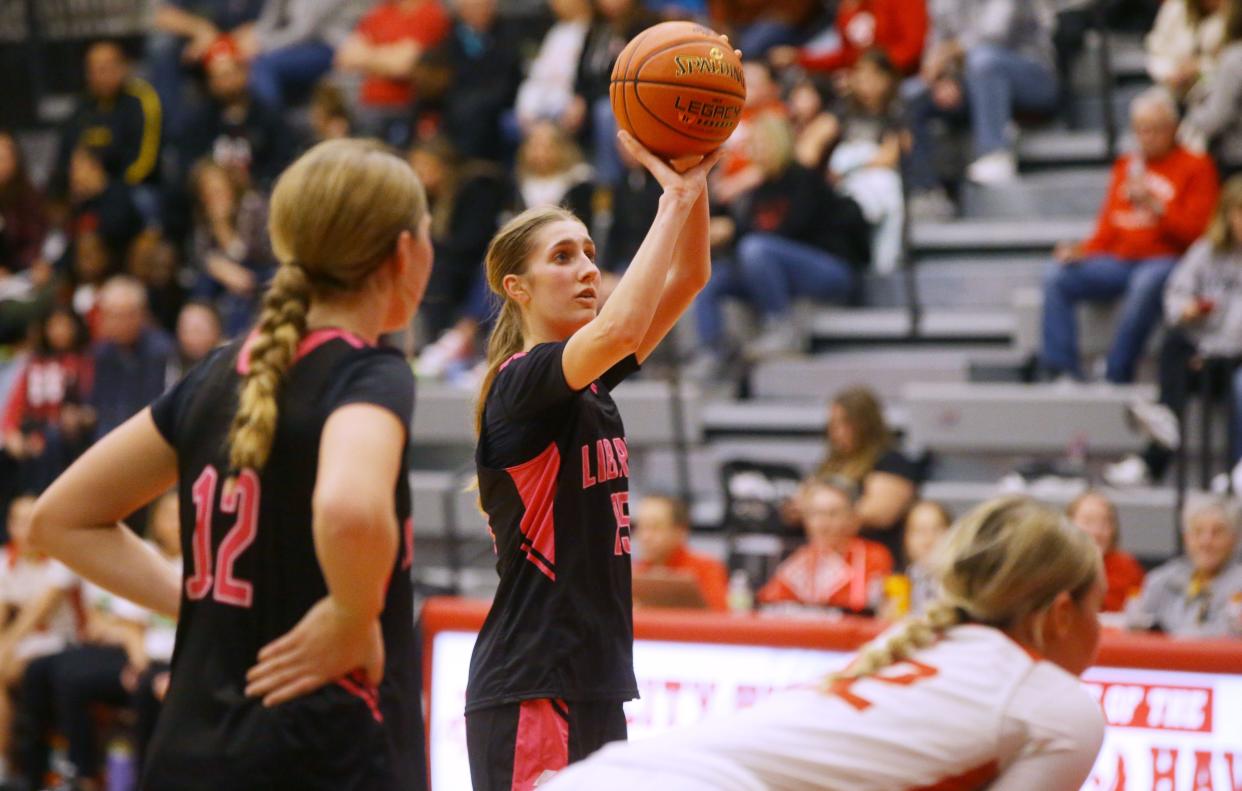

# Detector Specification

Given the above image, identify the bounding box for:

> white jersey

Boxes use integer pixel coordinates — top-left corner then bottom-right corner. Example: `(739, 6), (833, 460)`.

(0, 549), (79, 661)
(545, 625), (1104, 791)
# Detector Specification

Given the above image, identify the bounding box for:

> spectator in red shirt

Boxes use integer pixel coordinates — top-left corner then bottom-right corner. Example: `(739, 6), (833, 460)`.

(335, 0), (451, 147)
(758, 476), (893, 613)
(1067, 491), (1144, 613)
(768, 0), (927, 79)
(2, 307), (94, 493)
(1042, 88), (1220, 383)
(633, 494), (729, 611)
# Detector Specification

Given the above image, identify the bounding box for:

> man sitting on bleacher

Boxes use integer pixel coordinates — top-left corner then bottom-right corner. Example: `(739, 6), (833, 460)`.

(1126, 494), (1242, 638)
(1040, 87), (1219, 383)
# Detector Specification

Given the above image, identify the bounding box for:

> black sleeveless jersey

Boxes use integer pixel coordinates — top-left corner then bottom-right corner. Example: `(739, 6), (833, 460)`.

(467, 341), (640, 712)
(145, 329), (423, 791)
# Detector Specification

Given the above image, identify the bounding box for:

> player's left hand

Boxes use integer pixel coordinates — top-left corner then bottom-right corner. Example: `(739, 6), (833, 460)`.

(244, 596), (385, 707)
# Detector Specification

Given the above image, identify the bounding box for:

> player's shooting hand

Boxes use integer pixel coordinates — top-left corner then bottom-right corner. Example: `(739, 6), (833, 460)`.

(618, 130), (725, 206)
(245, 596), (384, 707)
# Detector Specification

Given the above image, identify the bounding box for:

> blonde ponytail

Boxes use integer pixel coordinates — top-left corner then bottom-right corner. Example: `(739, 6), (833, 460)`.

(226, 138), (428, 473)
(828, 496), (1100, 685)
(473, 205), (581, 435)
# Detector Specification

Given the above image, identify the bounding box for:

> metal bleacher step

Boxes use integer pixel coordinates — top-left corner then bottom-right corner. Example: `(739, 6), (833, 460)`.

(910, 218), (1095, 255)
(808, 307), (1016, 346)
(959, 168), (1110, 220)
(902, 381), (1155, 456)
(748, 346), (985, 401)
(1016, 130), (1112, 169)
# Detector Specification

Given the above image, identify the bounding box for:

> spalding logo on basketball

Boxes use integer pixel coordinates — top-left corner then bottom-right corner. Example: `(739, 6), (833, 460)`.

(610, 21), (747, 159)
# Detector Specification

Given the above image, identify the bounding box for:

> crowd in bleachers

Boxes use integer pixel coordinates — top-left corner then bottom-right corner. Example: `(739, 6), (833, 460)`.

(0, 0), (1241, 786)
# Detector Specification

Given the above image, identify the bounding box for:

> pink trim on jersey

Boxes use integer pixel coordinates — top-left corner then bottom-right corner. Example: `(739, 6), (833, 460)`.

(499, 351), (528, 372)
(235, 327), (371, 374)
(336, 674), (384, 723)
(512, 699), (569, 791)
(909, 759), (999, 790)
(506, 442), (561, 581)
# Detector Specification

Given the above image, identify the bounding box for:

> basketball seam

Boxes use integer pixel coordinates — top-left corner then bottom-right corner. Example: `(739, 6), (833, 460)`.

(632, 88), (732, 143)
(613, 78), (746, 101)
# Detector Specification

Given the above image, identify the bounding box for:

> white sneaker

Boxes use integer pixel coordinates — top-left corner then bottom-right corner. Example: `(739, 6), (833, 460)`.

(1127, 400), (1181, 450)
(1103, 454), (1151, 488)
(908, 188), (955, 221)
(415, 328), (471, 379)
(966, 150), (1018, 184)
(745, 319), (799, 361)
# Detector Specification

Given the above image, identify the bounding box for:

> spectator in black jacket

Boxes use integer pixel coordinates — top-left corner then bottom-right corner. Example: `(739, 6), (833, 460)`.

(600, 138), (662, 298)
(88, 276), (174, 439)
(569, 0), (655, 186)
(52, 42), (161, 224)
(67, 147), (143, 269)
(694, 114), (869, 366)
(175, 38), (294, 189)
(414, 0), (522, 163)
(408, 136), (508, 378)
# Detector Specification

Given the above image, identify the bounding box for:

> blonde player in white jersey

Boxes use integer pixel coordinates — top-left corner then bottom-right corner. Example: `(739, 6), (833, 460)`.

(545, 496), (1107, 791)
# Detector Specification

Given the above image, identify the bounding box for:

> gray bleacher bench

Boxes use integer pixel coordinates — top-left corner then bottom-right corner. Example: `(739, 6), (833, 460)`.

(808, 307), (1016, 346)
(902, 381), (1154, 456)
(749, 348), (980, 401)
(922, 480), (1177, 560)
(909, 218), (1095, 254)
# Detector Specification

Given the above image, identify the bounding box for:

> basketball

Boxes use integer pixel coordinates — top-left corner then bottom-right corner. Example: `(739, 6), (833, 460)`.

(610, 21), (747, 159)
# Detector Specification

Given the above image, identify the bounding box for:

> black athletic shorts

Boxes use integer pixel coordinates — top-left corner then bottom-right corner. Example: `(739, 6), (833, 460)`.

(465, 698), (627, 791)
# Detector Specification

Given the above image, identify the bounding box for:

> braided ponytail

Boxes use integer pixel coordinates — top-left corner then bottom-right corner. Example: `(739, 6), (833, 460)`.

(826, 496), (1101, 686)
(223, 138), (428, 473)
(227, 264), (311, 472)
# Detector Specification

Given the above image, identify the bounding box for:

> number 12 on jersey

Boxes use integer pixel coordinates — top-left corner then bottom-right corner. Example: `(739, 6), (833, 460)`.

(186, 466), (260, 608)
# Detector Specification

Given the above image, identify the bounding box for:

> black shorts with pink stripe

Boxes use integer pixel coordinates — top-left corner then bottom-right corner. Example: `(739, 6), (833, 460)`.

(465, 698), (627, 791)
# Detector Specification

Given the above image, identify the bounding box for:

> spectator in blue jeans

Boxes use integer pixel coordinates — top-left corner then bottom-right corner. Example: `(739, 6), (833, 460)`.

(147, 0), (265, 133)
(1041, 89), (1220, 382)
(233, 0), (361, 111)
(905, 0), (1058, 211)
(694, 115), (869, 370)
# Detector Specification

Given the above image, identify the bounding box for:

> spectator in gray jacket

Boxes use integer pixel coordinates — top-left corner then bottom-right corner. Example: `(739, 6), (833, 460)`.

(1105, 175), (1242, 487)
(1126, 495), (1242, 638)
(234, 0), (363, 110)
(1182, 1), (1242, 178)
(905, 0), (1059, 208)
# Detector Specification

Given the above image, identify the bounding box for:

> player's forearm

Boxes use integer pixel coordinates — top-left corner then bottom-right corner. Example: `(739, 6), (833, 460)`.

(595, 193), (696, 348)
(668, 187), (711, 289)
(312, 500), (398, 621)
(35, 526), (180, 618)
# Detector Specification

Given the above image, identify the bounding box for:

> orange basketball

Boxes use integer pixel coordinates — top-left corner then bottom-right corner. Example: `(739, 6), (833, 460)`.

(610, 21), (747, 159)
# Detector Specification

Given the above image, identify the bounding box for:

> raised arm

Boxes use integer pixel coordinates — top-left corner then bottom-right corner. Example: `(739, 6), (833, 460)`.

(28, 409), (181, 617)
(635, 173), (712, 363)
(561, 132), (721, 389)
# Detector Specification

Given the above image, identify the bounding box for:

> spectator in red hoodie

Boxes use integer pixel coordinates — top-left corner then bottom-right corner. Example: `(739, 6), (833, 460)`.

(1067, 491), (1144, 614)
(633, 494), (729, 611)
(1, 307), (94, 492)
(768, 0), (927, 79)
(1041, 88), (1220, 383)
(335, 0), (452, 147)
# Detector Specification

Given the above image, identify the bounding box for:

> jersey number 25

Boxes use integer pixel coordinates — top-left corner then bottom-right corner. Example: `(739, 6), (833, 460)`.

(186, 466), (260, 608)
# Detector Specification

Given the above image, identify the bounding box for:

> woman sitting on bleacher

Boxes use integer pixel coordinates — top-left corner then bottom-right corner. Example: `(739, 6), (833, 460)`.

(1104, 175), (1242, 488)
(1066, 490), (1144, 613)
(1126, 494), (1242, 637)
(812, 386), (918, 563)
(758, 476), (893, 614)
